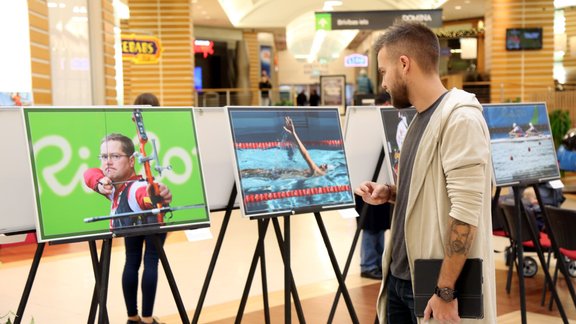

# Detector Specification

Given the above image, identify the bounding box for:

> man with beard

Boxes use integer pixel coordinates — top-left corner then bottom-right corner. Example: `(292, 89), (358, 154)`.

(354, 22), (495, 323)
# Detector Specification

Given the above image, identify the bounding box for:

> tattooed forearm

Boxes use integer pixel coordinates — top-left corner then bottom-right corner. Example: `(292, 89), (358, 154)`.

(446, 218), (476, 257)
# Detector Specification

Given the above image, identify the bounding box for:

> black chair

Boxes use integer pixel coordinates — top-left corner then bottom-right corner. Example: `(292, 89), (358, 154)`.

(542, 206), (576, 309)
(499, 202), (552, 297)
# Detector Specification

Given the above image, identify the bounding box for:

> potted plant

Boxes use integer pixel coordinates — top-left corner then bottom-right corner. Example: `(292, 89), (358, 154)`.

(549, 109), (571, 149)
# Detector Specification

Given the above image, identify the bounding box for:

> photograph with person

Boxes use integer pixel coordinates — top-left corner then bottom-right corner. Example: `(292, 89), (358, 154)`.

(23, 106), (210, 243)
(380, 107), (417, 184)
(227, 107), (355, 217)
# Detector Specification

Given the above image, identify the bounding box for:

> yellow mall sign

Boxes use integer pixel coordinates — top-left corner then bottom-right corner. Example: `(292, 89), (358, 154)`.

(121, 35), (163, 64)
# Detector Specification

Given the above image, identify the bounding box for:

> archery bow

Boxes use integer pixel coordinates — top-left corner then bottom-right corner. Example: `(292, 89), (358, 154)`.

(132, 109), (172, 224)
(85, 109), (209, 226)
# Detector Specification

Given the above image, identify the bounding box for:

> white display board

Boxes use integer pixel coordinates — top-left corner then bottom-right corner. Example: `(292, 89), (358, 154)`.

(0, 108), (37, 234)
(193, 107), (240, 210)
(343, 106), (390, 189)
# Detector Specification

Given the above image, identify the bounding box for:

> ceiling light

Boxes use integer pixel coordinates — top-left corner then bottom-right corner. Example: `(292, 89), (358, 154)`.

(113, 0), (130, 19)
(286, 12), (357, 64)
(454, 5), (462, 10)
(308, 30), (327, 63)
(555, 0), (576, 8)
(325, 0), (343, 7)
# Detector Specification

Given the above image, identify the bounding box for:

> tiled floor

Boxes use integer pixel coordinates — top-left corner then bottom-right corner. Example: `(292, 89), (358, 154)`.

(2, 200), (576, 323)
(0, 209), (365, 323)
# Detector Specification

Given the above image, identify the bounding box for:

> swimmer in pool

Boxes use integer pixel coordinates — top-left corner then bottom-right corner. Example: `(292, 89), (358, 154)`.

(241, 116), (328, 179)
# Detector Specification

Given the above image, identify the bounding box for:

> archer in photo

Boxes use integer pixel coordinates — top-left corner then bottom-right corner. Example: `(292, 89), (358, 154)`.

(83, 133), (173, 230)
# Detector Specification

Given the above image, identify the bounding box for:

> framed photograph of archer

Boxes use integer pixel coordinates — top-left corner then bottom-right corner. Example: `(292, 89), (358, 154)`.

(23, 107), (210, 243)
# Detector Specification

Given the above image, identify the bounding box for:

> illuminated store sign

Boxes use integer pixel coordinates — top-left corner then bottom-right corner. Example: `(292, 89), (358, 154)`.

(194, 40), (215, 58)
(315, 9), (442, 31)
(344, 54), (368, 67)
(121, 35), (162, 64)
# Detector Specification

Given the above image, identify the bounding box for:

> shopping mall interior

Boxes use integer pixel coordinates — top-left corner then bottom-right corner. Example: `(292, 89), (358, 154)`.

(2, 0), (576, 323)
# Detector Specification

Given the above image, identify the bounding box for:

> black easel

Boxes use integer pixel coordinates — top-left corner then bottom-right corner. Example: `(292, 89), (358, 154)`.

(193, 186), (306, 324)
(14, 241), (44, 324)
(239, 210), (359, 323)
(493, 184), (568, 324)
(93, 233), (190, 324)
(14, 238), (110, 324)
(237, 213), (307, 324)
(327, 148), (385, 323)
(97, 238), (113, 324)
(314, 211), (359, 323)
(532, 183), (576, 315)
(193, 184), (360, 323)
(235, 217), (274, 323)
(192, 185), (238, 324)
(88, 240), (109, 324)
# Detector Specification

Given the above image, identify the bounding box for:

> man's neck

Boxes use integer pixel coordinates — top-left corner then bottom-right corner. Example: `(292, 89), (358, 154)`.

(410, 75), (447, 113)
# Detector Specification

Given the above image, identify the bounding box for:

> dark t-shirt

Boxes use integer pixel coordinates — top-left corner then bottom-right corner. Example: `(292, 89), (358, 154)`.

(390, 93), (446, 280)
(354, 194), (392, 231)
(259, 81), (272, 97)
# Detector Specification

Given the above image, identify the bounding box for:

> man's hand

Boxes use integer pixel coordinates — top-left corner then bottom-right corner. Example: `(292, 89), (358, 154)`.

(354, 181), (391, 205)
(97, 177), (113, 195)
(148, 182), (172, 204)
(423, 295), (460, 324)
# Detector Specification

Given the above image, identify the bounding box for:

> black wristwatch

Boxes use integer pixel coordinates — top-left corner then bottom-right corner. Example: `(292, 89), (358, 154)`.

(434, 286), (458, 302)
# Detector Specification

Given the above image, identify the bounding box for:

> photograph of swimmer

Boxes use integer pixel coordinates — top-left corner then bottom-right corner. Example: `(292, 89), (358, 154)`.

(227, 107), (355, 217)
(482, 103), (560, 186)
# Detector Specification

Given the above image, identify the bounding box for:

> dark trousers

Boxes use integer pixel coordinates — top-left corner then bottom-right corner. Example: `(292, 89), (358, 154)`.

(122, 233), (167, 317)
(387, 274), (417, 324)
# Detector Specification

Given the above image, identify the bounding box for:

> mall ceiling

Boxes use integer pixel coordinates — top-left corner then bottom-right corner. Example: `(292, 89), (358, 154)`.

(192, 0), (485, 28)
(191, 0), (485, 53)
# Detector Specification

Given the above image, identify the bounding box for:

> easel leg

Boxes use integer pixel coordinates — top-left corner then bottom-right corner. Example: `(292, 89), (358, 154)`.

(259, 219), (271, 324)
(98, 239), (113, 324)
(523, 219), (569, 323)
(192, 186), (236, 324)
(272, 218), (306, 323)
(14, 242), (45, 324)
(151, 234), (190, 323)
(532, 184), (573, 322)
(511, 188), (528, 324)
(88, 240), (109, 324)
(285, 214), (291, 324)
(314, 212), (359, 324)
(327, 204), (368, 323)
(236, 218), (270, 323)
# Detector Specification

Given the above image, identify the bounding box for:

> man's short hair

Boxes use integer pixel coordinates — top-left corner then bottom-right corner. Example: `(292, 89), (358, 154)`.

(101, 133), (135, 156)
(374, 21), (440, 73)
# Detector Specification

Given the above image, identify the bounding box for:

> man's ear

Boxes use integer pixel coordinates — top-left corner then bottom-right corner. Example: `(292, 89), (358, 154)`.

(399, 55), (410, 71)
(129, 155), (135, 168)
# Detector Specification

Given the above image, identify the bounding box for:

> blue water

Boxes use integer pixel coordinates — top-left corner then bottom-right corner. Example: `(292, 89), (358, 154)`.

(491, 137), (559, 185)
(236, 146), (354, 215)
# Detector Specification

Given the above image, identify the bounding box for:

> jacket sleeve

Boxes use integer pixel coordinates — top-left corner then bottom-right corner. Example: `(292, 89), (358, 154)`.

(84, 168), (105, 193)
(440, 107), (491, 227)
